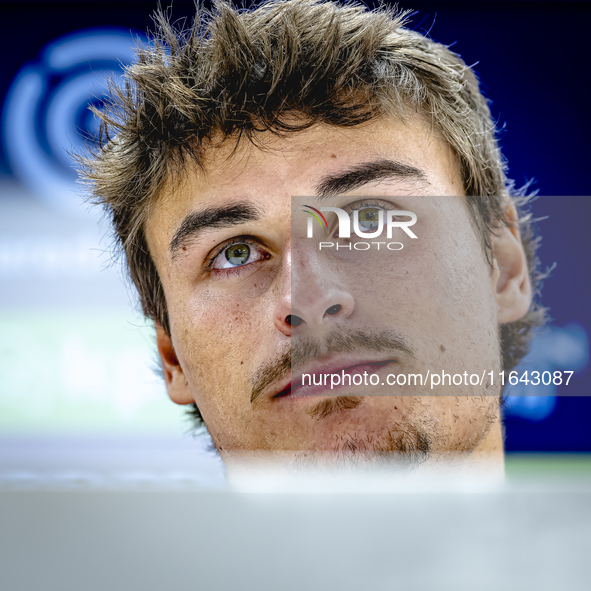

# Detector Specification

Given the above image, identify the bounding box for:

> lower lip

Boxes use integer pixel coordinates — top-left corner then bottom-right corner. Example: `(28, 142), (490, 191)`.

(277, 361), (396, 399)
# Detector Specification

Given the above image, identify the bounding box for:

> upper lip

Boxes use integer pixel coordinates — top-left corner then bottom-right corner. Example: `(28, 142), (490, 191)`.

(269, 355), (398, 399)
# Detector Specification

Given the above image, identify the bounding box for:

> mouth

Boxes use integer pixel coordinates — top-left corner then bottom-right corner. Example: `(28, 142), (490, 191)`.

(272, 358), (398, 400)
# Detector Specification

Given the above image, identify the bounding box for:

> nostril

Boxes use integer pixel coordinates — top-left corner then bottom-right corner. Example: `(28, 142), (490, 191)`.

(325, 304), (341, 316)
(286, 314), (304, 327)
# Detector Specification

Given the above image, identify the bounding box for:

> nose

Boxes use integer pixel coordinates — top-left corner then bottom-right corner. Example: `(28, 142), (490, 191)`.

(273, 245), (355, 337)
(286, 301), (350, 326)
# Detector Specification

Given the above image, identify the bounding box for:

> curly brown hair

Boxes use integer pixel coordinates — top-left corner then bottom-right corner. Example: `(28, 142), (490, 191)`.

(79, 0), (547, 426)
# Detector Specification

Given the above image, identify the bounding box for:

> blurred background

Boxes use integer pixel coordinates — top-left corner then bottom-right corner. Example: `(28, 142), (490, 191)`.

(0, 0), (590, 489)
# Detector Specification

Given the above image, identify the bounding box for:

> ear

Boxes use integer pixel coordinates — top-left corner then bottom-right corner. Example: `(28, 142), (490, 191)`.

(156, 324), (194, 405)
(491, 203), (532, 324)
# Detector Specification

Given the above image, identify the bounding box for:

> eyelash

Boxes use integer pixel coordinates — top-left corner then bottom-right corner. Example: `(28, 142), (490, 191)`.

(332, 199), (394, 236)
(346, 199), (390, 212)
(205, 236), (270, 277)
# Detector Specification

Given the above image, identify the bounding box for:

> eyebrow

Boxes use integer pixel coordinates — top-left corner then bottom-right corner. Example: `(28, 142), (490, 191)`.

(169, 203), (262, 259)
(314, 158), (429, 199)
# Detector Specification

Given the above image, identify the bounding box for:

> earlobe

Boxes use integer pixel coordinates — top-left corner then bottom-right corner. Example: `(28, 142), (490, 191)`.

(155, 324), (194, 405)
(492, 204), (532, 324)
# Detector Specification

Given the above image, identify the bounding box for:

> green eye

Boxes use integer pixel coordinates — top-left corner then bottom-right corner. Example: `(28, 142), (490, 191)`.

(225, 244), (251, 266)
(358, 208), (381, 230)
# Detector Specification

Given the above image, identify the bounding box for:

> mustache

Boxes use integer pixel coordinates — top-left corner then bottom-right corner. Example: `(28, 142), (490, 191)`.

(250, 328), (415, 406)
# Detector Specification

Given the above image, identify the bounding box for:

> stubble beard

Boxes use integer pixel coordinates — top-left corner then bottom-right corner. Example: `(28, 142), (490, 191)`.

(281, 395), (434, 473)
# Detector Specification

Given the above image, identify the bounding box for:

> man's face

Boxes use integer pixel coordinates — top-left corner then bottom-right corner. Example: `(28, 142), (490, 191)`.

(146, 116), (530, 470)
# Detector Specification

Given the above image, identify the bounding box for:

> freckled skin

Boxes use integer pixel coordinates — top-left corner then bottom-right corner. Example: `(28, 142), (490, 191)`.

(146, 116), (531, 474)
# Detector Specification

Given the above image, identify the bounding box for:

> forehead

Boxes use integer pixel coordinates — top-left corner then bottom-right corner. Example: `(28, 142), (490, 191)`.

(145, 115), (464, 254)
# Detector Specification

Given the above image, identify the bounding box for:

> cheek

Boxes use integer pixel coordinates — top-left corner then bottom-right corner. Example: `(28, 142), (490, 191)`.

(352, 227), (494, 325)
(427, 235), (499, 369)
(349, 209), (499, 375)
(167, 267), (278, 408)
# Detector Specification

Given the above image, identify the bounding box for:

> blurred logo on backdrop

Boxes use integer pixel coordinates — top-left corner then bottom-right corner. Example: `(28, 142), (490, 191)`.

(2, 28), (145, 217)
(504, 323), (590, 421)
